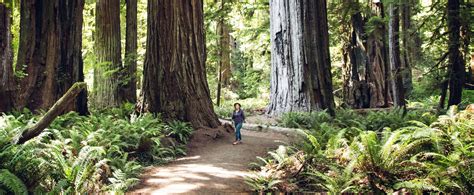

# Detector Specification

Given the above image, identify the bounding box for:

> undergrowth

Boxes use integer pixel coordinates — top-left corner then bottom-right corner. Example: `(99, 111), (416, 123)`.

(248, 106), (473, 194)
(0, 107), (193, 194)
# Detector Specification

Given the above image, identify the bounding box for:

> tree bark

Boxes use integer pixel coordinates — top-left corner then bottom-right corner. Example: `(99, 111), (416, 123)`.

(141, 0), (220, 128)
(0, 3), (15, 112)
(94, 0), (123, 109)
(122, 0), (138, 103)
(268, 0), (335, 116)
(58, 0), (88, 115)
(302, 0), (335, 116)
(343, 1), (390, 109)
(446, 0), (465, 106)
(14, 0), (87, 113)
(388, 2), (406, 107)
(342, 7), (370, 109)
(400, 0), (413, 96)
(218, 22), (232, 86)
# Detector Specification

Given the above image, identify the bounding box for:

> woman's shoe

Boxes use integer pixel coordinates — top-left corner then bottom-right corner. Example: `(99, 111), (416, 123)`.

(232, 141), (239, 145)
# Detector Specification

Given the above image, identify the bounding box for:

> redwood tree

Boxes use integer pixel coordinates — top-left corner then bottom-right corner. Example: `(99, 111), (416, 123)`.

(13, 0), (87, 113)
(141, 0), (220, 128)
(342, 1), (390, 108)
(267, 0), (335, 116)
(0, 3), (15, 112)
(94, 0), (123, 108)
(446, 0), (465, 106)
(388, 1), (406, 107)
(122, 0), (138, 103)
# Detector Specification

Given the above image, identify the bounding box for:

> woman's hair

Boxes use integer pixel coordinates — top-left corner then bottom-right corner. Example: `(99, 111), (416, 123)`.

(234, 103), (241, 108)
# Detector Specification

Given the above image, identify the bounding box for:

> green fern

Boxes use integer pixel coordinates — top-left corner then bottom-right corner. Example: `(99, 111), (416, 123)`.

(0, 169), (28, 195)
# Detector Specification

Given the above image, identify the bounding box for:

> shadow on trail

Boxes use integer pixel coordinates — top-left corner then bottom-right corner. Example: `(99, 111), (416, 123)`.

(128, 130), (290, 194)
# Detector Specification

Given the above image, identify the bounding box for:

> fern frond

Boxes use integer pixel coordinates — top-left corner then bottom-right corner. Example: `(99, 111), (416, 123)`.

(0, 169), (28, 195)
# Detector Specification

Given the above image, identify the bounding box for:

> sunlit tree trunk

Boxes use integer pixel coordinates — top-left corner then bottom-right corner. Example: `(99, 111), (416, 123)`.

(446, 0), (465, 106)
(268, 0), (335, 116)
(388, 1), (405, 107)
(14, 0), (87, 113)
(122, 0), (138, 103)
(0, 3), (15, 112)
(94, 0), (123, 108)
(219, 22), (232, 86)
(141, 0), (220, 128)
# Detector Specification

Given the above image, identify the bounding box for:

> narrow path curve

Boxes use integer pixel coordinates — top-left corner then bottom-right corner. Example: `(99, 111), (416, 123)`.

(128, 129), (289, 194)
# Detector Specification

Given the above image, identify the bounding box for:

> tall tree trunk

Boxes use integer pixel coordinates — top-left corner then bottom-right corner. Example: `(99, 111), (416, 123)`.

(94, 0), (123, 109)
(216, 0), (231, 107)
(303, 0), (335, 116)
(461, 0), (472, 88)
(0, 3), (15, 112)
(268, 0), (335, 116)
(268, 0), (308, 114)
(388, 2), (406, 107)
(141, 0), (220, 128)
(15, 0), (87, 113)
(342, 7), (370, 109)
(343, 1), (391, 109)
(446, 0), (465, 106)
(122, 0), (138, 103)
(58, 0), (88, 115)
(370, 2), (391, 108)
(400, 0), (413, 96)
(219, 22), (232, 86)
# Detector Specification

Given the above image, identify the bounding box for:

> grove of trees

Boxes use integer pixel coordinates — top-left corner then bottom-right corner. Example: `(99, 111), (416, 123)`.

(0, 0), (471, 128)
(0, 0), (473, 194)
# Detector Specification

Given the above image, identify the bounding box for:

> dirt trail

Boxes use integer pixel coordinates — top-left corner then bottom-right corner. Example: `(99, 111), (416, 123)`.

(128, 129), (289, 195)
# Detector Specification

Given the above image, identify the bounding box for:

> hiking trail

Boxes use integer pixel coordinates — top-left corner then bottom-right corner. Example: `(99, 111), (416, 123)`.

(128, 129), (289, 194)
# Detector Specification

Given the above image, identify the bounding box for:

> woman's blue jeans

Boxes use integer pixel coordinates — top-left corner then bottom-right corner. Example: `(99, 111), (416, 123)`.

(235, 122), (242, 141)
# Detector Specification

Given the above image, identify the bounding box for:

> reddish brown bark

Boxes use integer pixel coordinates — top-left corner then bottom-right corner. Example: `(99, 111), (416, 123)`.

(122, 0), (138, 103)
(142, 0), (220, 128)
(15, 0), (87, 113)
(93, 0), (123, 109)
(0, 3), (15, 112)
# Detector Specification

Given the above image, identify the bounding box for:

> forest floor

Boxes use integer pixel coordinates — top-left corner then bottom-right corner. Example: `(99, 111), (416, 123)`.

(128, 127), (290, 195)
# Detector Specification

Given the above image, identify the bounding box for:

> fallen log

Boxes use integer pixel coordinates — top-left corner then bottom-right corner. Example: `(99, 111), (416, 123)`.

(18, 82), (87, 144)
(219, 119), (305, 136)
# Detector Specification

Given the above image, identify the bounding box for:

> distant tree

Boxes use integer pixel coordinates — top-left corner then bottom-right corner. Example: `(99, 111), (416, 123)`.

(141, 0), (220, 128)
(341, 0), (391, 109)
(446, 0), (465, 106)
(268, 0), (335, 116)
(400, 0), (414, 95)
(122, 0), (138, 103)
(94, 0), (123, 108)
(216, 0), (232, 106)
(388, 1), (406, 107)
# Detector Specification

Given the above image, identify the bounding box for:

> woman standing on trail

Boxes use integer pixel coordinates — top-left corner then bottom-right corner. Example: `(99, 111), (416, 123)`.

(232, 103), (245, 145)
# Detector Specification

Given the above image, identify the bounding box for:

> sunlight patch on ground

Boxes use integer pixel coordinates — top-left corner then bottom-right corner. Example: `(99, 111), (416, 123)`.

(148, 183), (204, 194)
(142, 163), (250, 194)
(175, 155), (201, 161)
